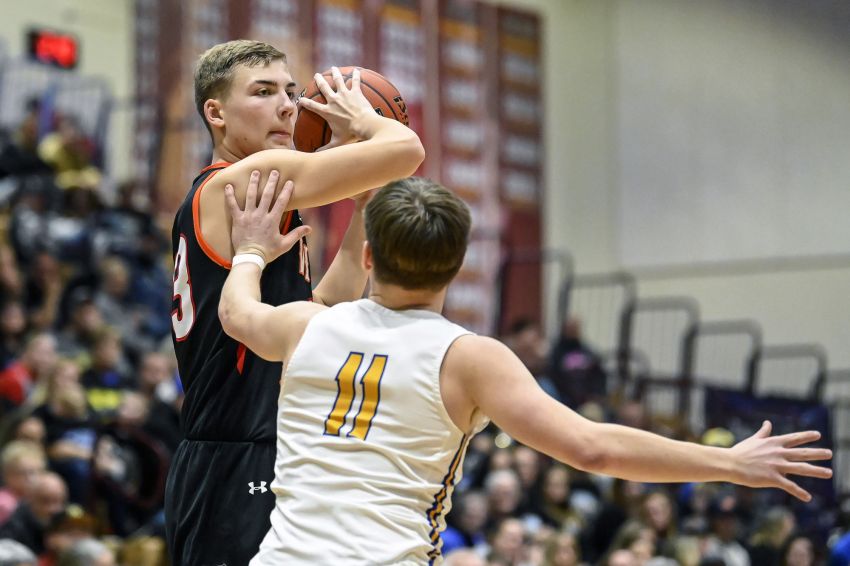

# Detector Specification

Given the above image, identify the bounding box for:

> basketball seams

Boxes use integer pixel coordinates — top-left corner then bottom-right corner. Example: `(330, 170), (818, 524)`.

(294, 67), (406, 152)
(360, 81), (401, 123)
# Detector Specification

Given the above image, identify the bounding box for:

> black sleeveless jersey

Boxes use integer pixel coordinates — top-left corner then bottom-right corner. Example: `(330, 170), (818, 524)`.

(170, 163), (312, 442)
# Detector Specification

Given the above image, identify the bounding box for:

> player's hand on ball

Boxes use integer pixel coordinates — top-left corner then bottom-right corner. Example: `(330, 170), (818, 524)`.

(729, 420), (832, 502)
(225, 170), (311, 264)
(298, 67), (372, 149)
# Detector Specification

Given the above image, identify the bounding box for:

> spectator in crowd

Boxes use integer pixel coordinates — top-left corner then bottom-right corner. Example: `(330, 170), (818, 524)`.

(485, 469), (523, 531)
(0, 442), (46, 526)
(607, 549), (639, 566)
(487, 517), (526, 566)
(443, 548), (486, 566)
(780, 533), (816, 566)
(703, 493), (750, 566)
(532, 464), (584, 533)
(0, 334), (58, 413)
(502, 319), (560, 402)
(134, 352), (181, 457)
(0, 537), (37, 566)
(38, 504), (97, 566)
(0, 472), (67, 554)
(586, 478), (647, 562)
(92, 391), (169, 536)
(23, 252), (63, 333)
(56, 537), (115, 566)
(54, 290), (104, 364)
(0, 301), (27, 368)
(4, 417), (46, 449)
(615, 400), (650, 431)
(608, 520), (657, 564)
(830, 505), (850, 566)
(36, 115), (101, 193)
(0, 246), (23, 299)
(549, 317), (607, 407)
(544, 531), (586, 566)
(747, 506), (795, 564)
(7, 179), (57, 264)
(81, 329), (133, 416)
(13, 99), (43, 156)
(513, 445), (542, 515)
(641, 490), (679, 557)
(92, 256), (156, 363)
(31, 379), (95, 506)
(442, 490), (489, 555)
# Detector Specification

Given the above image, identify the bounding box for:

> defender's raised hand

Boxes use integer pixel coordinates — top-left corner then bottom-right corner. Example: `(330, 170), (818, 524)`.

(729, 420), (832, 501)
(224, 170), (311, 265)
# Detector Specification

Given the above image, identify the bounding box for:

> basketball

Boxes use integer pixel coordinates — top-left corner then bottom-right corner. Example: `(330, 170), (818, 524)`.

(293, 66), (409, 153)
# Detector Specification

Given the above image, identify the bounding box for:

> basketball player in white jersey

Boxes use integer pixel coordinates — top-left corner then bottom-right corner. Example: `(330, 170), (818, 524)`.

(218, 174), (832, 565)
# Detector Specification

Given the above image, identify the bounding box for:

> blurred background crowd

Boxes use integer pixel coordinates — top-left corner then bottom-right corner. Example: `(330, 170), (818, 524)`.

(0, 0), (849, 565)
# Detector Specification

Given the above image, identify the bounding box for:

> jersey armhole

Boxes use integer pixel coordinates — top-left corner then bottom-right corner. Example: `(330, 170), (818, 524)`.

(192, 168), (232, 269)
(434, 331), (483, 437)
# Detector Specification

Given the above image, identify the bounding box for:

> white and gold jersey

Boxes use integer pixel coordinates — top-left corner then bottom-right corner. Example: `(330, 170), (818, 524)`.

(250, 299), (488, 566)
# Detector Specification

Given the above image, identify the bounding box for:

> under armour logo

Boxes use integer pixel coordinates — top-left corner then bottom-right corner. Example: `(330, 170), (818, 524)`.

(248, 481), (267, 494)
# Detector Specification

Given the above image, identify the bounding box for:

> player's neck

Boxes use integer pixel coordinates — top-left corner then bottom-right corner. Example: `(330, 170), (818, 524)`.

(211, 135), (254, 164)
(368, 284), (445, 313)
(211, 145), (240, 164)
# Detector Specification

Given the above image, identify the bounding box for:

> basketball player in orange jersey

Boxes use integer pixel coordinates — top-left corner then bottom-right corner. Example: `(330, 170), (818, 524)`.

(166, 39), (423, 566)
(218, 173), (832, 565)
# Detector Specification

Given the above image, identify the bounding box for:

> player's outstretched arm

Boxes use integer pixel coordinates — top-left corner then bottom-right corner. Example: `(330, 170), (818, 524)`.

(215, 67), (425, 212)
(218, 171), (326, 361)
(445, 335), (832, 502)
(312, 190), (373, 306)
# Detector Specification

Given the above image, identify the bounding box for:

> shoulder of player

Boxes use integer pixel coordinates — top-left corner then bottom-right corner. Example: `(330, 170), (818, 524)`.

(444, 334), (514, 376)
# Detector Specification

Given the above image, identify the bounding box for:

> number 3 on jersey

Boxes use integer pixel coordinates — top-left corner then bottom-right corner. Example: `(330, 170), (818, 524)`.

(172, 235), (195, 340)
(324, 352), (387, 441)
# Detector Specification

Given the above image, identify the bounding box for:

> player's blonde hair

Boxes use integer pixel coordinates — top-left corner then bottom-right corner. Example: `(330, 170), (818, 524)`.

(365, 177), (471, 291)
(194, 39), (287, 134)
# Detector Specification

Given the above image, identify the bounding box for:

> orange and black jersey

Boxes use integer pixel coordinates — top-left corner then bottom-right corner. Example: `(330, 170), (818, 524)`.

(170, 163), (312, 442)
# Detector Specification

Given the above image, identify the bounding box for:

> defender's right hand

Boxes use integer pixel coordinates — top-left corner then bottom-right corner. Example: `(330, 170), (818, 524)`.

(224, 170), (311, 265)
(298, 67), (375, 149)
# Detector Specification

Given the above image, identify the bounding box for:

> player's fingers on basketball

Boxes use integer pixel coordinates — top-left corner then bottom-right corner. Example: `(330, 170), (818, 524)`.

(297, 97), (318, 111)
(245, 170), (261, 210)
(315, 73), (336, 100)
(777, 476), (812, 502)
(781, 430), (821, 448)
(351, 68), (361, 92)
(331, 66), (346, 92)
(258, 170), (279, 212)
(271, 180), (294, 217)
(787, 447), (833, 462)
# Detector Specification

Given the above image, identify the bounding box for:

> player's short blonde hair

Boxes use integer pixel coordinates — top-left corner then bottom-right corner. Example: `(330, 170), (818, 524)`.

(365, 177), (471, 291)
(194, 39), (286, 133)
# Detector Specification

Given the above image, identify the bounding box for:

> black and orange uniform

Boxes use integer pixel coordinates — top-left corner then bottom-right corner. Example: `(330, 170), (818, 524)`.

(165, 162), (311, 566)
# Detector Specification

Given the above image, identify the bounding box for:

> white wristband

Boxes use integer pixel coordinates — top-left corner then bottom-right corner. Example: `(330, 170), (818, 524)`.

(232, 253), (266, 270)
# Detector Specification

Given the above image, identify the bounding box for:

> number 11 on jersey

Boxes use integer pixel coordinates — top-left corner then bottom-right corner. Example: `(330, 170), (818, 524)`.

(324, 352), (388, 441)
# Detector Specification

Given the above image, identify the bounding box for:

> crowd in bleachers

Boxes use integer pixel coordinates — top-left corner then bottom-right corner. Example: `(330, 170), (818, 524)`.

(0, 100), (176, 564)
(0, 99), (847, 566)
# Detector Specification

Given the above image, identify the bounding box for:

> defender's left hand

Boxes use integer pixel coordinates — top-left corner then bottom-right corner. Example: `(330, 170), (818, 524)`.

(225, 170), (311, 264)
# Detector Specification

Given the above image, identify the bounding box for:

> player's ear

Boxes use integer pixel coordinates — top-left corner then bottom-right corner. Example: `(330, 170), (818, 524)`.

(362, 241), (373, 272)
(204, 99), (225, 130)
